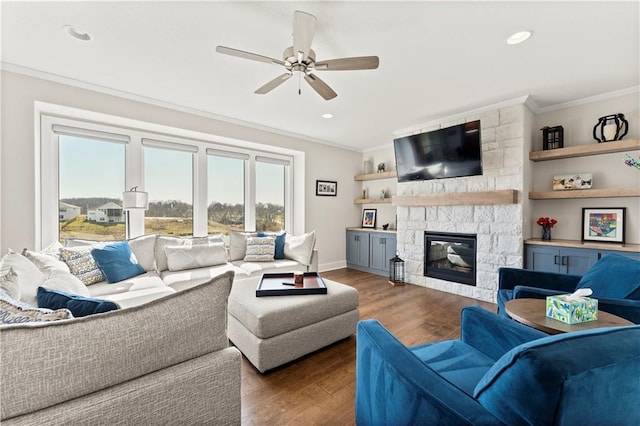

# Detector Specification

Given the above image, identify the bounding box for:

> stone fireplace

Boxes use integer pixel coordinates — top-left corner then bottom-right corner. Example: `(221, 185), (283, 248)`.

(393, 102), (532, 303)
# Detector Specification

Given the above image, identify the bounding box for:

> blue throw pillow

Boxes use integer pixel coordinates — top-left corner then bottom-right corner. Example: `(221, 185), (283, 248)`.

(37, 287), (119, 317)
(257, 232), (286, 259)
(576, 253), (640, 299)
(91, 241), (145, 283)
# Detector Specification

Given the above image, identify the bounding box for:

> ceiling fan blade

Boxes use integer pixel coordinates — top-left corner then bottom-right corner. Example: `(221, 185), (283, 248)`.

(216, 46), (286, 66)
(304, 73), (337, 100)
(255, 73), (293, 94)
(293, 11), (316, 62)
(315, 56), (380, 71)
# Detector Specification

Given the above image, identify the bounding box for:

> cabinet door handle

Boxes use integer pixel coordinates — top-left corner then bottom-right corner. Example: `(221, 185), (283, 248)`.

(561, 256), (567, 266)
(554, 255), (560, 265)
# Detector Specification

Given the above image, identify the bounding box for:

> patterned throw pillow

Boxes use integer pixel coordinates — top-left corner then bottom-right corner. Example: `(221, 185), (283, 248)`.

(244, 237), (275, 262)
(59, 247), (104, 286)
(0, 289), (73, 324)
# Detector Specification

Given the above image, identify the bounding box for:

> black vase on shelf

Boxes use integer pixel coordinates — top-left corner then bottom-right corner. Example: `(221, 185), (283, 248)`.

(541, 225), (551, 241)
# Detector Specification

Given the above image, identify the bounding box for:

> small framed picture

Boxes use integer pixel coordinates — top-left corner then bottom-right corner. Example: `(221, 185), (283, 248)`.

(582, 207), (626, 244)
(362, 208), (377, 229)
(316, 180), (337, 196)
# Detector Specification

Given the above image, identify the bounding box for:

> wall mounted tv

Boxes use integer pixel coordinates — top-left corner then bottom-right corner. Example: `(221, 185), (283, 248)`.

(393, 120), (482, 182)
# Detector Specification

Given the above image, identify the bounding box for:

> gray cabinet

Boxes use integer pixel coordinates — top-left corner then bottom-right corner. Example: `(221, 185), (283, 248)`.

(525, 244), (640, 275)
(346, 229), (397, 277)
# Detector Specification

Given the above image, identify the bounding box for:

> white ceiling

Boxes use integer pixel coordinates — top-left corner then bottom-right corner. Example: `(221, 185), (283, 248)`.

(2, 1), (638, 151)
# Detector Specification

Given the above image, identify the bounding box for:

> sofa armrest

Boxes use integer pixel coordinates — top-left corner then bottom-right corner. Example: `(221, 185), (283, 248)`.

(498, 267), (580, 292)
(460, 306), (548, 360)
(356, 319), (503, 426)
(595, 297), (640, 324)
(512, 285), (559, 300)
(1, 271), (235, 421)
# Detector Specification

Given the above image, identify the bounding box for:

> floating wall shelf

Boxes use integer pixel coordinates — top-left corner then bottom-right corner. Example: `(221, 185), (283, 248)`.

(354, 171), (397, 181)
(354, 198), (393, 204)
(529, 188), (640, 200)
(529, 138), (639, 162)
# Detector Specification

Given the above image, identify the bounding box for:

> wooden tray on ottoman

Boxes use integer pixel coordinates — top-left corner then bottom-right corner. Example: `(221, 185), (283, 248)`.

(256, 272), (328, 297)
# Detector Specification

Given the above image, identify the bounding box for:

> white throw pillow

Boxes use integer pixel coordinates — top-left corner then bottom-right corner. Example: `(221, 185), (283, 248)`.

(155, 235), (225, 272)
(128, 234), (157, 272)
(0, 250), (47, 306)
(284, 231), (316, 266)
(24, 249), (70, 274)
(164, 243), (228, 271)
(244, 237), (275, 262)
(0, 268), (21, 300)
(229, 231), (257, 261)
(41, 270), (91, 297)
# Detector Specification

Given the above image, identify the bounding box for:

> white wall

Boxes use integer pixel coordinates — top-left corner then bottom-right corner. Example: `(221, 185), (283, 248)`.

(0, 70), (362, 269)
(533, 91), (640, 243)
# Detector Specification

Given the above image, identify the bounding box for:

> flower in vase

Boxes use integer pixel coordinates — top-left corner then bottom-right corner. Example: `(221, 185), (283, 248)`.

(536, 217), (558, 228)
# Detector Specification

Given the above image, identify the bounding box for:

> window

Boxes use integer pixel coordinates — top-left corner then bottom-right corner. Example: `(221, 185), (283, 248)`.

(207, 151), (246, 234)
(144, 144), (194, 236)
(39, 108), (300, 248)
(255, 158), (288, 232)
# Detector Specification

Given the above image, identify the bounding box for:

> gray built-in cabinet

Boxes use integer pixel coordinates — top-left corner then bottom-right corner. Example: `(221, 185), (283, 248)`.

(346, 228), (397, 277)
(525, 243), (640, 276)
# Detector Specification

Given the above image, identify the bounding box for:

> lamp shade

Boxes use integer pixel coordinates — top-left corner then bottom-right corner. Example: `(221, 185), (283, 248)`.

(122, 189), (149, 210)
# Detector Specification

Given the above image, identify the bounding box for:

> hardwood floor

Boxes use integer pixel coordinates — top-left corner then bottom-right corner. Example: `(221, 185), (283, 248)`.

(239, 268), (496, 425)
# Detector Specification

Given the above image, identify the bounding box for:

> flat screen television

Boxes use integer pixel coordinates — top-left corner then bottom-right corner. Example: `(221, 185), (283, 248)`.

(393, 120), (482, 182)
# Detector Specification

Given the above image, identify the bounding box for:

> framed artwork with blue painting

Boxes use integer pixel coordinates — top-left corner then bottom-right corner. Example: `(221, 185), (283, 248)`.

(582, 207), (625, 244)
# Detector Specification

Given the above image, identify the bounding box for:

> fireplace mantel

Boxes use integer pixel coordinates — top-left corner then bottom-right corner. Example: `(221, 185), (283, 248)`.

(392, 189), (519, 207)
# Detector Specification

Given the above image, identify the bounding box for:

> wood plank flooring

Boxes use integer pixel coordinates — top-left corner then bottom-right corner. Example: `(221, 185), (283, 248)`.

(239, 268), (497, 425)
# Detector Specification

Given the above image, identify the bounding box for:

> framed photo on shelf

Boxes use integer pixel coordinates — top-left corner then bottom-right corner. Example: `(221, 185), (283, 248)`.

(581, 207), (626, 244)
(316, 180), (337, 196)
(362, 208), (377, 229)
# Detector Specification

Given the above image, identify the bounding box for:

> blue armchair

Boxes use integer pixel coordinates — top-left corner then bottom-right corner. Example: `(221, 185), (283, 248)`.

(497, 253), (640, 323)
(356, 306), (640, 425)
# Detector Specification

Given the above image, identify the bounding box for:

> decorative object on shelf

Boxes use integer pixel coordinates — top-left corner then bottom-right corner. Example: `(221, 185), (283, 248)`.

(593, 113), (629, 142)
(582, 207), (626, 244)
(624, 153), (640, 171)
(537, 216), (558, 241)
(377, 162), (386, 173)
(362, 208), (377, 228)
(122, 186), (149, 239)
(361, 189), (367, 199)
(541, 125), (564, 150)
(389, 254), (405, 286)
(382, 223), (389, 230)
(379, 189), (386, 199)
(552, 173), (592, 190)
(315, 180), (337, 196)
(363, 159), (373, 175)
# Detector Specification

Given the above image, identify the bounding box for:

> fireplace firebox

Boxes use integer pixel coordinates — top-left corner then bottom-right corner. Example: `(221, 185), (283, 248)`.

(424, 232), (477, 286)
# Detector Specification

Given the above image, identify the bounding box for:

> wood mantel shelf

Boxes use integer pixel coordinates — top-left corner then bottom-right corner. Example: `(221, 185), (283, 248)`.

(392, 189), (518, 206)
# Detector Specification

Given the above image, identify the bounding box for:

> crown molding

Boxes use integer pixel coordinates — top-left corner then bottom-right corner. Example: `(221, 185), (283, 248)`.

(535, 86), (639, 114)
(1, 62), (361, 153)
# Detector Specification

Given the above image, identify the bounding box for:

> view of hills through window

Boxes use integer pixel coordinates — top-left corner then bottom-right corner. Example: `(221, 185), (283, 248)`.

(58, 135), (287, 242)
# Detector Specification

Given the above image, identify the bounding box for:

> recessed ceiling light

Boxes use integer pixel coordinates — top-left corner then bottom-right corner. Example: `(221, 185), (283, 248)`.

(322, 113), (333, 119)
(507, 30), (532, 45)
(64, 25), (92, 41)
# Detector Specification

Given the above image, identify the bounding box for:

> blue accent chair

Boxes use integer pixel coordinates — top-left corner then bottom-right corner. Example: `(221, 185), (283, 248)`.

(355, 306), (640, 425)
(497, 253), (640, 323)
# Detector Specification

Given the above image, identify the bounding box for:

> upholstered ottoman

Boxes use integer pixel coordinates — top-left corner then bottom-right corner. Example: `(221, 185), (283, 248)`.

(227, 278), (359, 372)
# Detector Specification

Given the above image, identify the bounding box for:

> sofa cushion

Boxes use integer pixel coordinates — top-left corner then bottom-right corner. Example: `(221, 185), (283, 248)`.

(155, 235), (225, 272)
(0, 250), (47, 306)
(59, 247), (105, 286)
(37, 287), (119, 317)
(91, 241), (145, 283)
(1, 289), (73, 324)
(165, 242), (227, 271)
(86, 271), (165, 297)
(160, 264), (249, 291)
(411, 340), (495, 396)
(229, 231), (257, 261)
(474, 325), (640, 426)
(100, 286), (177, 309)
(127, 234), (157, 272)
(576, 253), (640, 299)
(284, 230), (316, 266)
(244, 236), (275, 262)
(257, 231), (286, 259)
(232, 259), (303, 277)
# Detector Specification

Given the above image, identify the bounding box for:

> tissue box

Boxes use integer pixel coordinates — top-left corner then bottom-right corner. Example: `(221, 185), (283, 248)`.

(546, 295), (598, 324)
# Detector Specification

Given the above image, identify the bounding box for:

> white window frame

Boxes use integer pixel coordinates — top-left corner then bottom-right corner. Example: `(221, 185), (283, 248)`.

(36, 103), (303, 249)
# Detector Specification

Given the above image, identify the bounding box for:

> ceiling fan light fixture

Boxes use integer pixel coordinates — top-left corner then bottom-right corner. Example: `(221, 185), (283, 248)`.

(507, 30), (532, 45)
(63, 25), (92, 41)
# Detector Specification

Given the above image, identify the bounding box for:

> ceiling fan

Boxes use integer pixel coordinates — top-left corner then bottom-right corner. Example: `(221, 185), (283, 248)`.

(216, 10), (379, 100)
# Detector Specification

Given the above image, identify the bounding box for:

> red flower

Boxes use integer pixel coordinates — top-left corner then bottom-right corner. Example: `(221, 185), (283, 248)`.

(537, 217), (558, 227)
